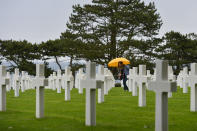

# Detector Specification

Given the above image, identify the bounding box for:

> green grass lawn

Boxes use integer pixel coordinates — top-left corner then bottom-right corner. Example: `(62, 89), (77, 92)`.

(0, 87), (197, 131)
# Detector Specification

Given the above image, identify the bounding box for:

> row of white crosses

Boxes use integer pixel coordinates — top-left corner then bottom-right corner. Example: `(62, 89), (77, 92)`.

(128, 65), (151, 107)
(12, 69), (33, 96)
(127, 63), (179, 110)
(75, 66), (115, 96)
(1, 61), (197, 129)
(47, 67), (74, 98)
(0, 64), (48, 119)
(3, 68), (33, 94)
(177, 67), (190, 93)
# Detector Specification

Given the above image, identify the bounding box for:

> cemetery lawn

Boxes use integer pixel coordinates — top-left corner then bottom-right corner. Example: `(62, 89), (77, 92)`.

(0, 87), (197, 131)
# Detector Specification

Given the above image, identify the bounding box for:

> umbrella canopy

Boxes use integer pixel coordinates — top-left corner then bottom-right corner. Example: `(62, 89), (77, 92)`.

(108, 57), (130, 67)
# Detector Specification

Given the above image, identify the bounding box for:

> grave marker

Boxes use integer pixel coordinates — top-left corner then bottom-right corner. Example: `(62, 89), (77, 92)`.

(33, 64), (48, 118)
(182, 67), (189, 93)
(188, 63), (197, 111)
(64, 67), (71, 101)
(132, 67), (138, 96)
(21, 71), (26, 92)
(52, 72), (57, 91)
(96, 65), (105, 103)
(128, 69), (133, 92)
(13, 69), (20, 97)
(6, 72), (11, 91)
(76, 68), (85, 94)
(136, 65), (148, 107)
(148, 60), (177, 131)
(57, 70), (62, 93)
(168, 66), (176, 98)
(0, 65), (9, 111)
(81, 61), (97, 126)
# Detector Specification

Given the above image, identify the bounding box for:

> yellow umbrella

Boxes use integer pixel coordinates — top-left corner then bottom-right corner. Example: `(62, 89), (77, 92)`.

(108, 57), (130, 67)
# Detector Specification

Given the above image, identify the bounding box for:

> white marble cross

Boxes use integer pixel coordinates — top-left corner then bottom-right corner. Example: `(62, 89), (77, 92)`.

(148, 60), (177, 131)
(64, 67), (72, 101)
(146, 70), (152, 87)
(128, 69), (133, 92)
(57, 70), (62, 93)
(132, 67), (138, 96)
(0, 65), (10, 111)
(136, 65), (148, 107)
(47, 74), (53, 89)
(13, 68), (20, 97)
(187, 63), (197, 111)
(70, 75), (74, 91)
(182, 67), (189, 93)
(52, 72), (57, 91)
(177, 70), (183, 88)
(21, 71), (26, 92)
(168, 66), (176, 98)
(33, 64), (48, 118)
(25, 72), (30, 90)
(104, 68), (114, 95)
(108, 70), (115, 91)
(6, 72), (11, 92)
(96, 65), (105, 103)
(27, 73), (33, 89)
(76, 68), (85, 94)
(80, 61), (97, 126)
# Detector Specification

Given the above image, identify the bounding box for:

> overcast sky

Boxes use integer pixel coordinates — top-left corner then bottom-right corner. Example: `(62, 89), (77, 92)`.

(0, 0), (196, 43)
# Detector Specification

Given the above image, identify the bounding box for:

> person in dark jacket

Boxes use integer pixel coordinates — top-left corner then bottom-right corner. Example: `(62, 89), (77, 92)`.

(118, 61), (129, 91)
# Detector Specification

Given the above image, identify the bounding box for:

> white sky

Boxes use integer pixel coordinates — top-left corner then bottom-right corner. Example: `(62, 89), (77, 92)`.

(0, 0), (197, 43)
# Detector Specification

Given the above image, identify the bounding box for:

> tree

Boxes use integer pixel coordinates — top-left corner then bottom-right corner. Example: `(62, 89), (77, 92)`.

(38, 37), (85, 76)
(0, 39), (4, 64)
(156, 31), (197, 74)
(60, 33), (85, 67)
(64, 0), (162, 67)
(38, 39), (65, 70)
(0, 40), (40, 75)
(122, 37), (162, 72)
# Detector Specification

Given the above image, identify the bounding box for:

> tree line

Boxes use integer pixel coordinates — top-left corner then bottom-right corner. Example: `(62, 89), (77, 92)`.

(0, 0), (197, 76)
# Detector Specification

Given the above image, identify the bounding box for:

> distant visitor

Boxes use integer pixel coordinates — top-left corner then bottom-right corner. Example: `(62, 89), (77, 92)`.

(108, 58), (130, 91)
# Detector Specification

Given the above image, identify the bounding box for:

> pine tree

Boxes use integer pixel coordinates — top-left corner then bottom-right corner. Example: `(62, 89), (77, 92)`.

(62, 0), (162, 67)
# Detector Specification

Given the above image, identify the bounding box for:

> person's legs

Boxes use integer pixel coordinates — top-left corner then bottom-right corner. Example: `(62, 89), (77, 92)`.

(123, 77), (129, 91)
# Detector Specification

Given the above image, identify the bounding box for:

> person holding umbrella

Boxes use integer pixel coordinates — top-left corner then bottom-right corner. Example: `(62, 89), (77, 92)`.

(117, 61), (129, 91)
(108, 58), (130, 91)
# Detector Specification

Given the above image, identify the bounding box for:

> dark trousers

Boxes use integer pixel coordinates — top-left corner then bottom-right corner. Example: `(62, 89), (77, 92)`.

(123, 76), (128, 91)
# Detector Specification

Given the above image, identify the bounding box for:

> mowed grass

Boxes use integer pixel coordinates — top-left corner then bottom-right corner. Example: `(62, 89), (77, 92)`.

(0, 87), (197, 131)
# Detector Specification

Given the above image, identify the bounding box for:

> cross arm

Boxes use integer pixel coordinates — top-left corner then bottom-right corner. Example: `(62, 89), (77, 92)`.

(80, 79), (96, 89)
(148, 81), (177, 92)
